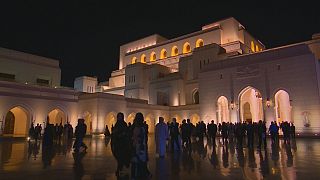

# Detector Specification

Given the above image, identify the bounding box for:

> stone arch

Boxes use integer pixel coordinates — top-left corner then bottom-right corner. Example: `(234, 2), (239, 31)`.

(192, 88), (199, 104)
(47, 108), (66, 125)
(83, 111), (92, 135)
(140, 54), (146, 63)
(145, 113), (155, 133)
(217, 96), (230, 123)
(196, 39), (204, 48)
(4, 106), (29, 137)
(160, 49), (167, 59)
(183, 42), (191, 54)
(274, 90), (292, 123)
(150, 52), (156, 62)
(171, 46), (179, 56)
(238, 86), (263, 123)
(190, 113), (200, 125)
(105, 111), (117, 133)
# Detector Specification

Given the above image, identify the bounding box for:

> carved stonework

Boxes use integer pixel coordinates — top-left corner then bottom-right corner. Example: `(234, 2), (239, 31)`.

(236, 65), (259, 78)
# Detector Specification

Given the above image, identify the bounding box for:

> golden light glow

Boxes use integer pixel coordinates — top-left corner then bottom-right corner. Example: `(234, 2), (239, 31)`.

(251, 41), (255, 52)
(183, 42), (191, 54)
(140, 54), (146, 63)
(160, 49), (167, 59)
(196, 39), (204, 48)
(131, 57), (137, 64)
(171, 46), (179, 56)
(256, 45), (259, 52)
(150, 52), (156, 62)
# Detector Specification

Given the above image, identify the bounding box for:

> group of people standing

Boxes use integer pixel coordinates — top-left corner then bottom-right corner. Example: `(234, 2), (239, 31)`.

(154, 118), (296, 155)
(110, 112), (152, 179)
(28, 117), (75, 149)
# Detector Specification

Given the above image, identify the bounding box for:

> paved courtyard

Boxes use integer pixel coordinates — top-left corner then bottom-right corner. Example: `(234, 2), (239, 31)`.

(0, 136), (320, 180)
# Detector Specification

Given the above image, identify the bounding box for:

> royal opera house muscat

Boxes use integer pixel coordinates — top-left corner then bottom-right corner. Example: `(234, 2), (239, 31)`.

(1, 17), (320, 137)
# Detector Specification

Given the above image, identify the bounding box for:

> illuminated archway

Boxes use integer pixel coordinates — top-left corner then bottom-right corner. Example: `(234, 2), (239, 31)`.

(160, 49), (167, 59)
(275, 90), (292, 123)
(48, 108), (66, 125)
(127, 112), (135, 125)
(196, 39), (204, 48)
(105, 112), (117, 132)
(83, 111), (92, 135)
(131, 57), (137, 64)
(217, 96), (230, 123)
(192, 89), (199, 104)
(145, 114), (155, 133)
(140, 54), (146, 63)
(150, 52), (156, 62)
(4, 106), (29, 137)
(183, 42), (191, 54)
(239, 87), (263, 123)
(171, 46), (179, 56)
(190, 113), (200, 125)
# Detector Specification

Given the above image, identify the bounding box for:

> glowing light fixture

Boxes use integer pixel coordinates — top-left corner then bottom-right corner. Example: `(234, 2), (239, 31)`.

(266, 98), (271, 108)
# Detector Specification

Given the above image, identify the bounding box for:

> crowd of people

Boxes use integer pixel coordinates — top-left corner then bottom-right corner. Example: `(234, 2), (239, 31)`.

(27, 113), (296, 179)
(153, 118), (296, 156)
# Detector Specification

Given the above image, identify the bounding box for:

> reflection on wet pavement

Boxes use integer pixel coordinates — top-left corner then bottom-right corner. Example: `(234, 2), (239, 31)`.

(0, 136), (319, 179)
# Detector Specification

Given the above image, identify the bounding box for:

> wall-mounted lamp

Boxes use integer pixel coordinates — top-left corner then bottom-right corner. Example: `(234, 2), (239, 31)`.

(230, 101), (235, 110)
(266, 98), (271, 108)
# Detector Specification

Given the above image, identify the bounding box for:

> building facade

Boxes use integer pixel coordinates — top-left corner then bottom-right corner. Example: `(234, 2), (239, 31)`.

(0, 17), (320, 137)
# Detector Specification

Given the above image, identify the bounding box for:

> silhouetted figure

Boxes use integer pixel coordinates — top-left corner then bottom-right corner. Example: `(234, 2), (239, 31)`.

(281, 121), (291, 144)
(269, 121), (279, 145)
(34, 123), (40, 142)
(208, 120), (217, 146)
(181, 119), (188, 148)
(73, 118), (87, 153)
(257, 120), (267, 149)
(235, 122), (245, 148)
(143, 121), (149, 146)
(170, 118), (180, 152)
(104, 124), (111, 137)
(246, 122), (254, 148)
(131, 112), (152, 179)
(186, 119), (192, 147)
(29, 123), (35, 141)
(111, 112), (131, 177)
(221, 122), (228, 145)
(56, 122), (63, 144)
(43, 121), (55, 147)
(155, 117), (169, 157)
(290, 122), (296, 139)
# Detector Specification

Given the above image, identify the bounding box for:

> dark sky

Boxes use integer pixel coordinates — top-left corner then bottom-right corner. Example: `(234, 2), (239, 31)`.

(1, 1), (319, 87)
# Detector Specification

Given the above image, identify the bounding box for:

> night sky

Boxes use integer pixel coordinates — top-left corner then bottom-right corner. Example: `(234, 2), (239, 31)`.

(0, 1), (319, 87)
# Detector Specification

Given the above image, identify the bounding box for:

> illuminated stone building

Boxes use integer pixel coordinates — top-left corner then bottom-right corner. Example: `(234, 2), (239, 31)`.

(1, 17), (320, 136)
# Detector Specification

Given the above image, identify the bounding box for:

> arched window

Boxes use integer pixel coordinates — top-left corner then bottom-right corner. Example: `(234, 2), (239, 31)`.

(217, 96), (230, 123)
(140, 54), (146, 63)
(131, 57), (137, 64)
(171, 46), (178, 56)
(255, 45), (259, 52)
(251, 41), (255, 52)
(192, 89), (199, 104)
(150, 52), (156, 62)
(160, 49), (167, 59)
(275, 90), (292, 123)
(183, 42), (191, 54)
(196, 39), (204, 48)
